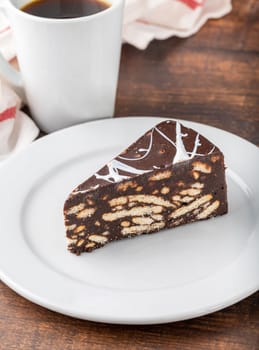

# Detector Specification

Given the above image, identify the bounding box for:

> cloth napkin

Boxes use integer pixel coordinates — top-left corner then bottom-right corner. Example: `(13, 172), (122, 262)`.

(0, 12), (14, 61)
(0, 0), (232, 161)
(124, 0), (232, 49)
(0, 81), (39, 161)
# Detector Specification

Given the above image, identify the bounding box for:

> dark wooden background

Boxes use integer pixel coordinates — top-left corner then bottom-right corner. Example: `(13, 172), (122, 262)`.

(1, 1), (258, 349)
(116, 0), (259, 147)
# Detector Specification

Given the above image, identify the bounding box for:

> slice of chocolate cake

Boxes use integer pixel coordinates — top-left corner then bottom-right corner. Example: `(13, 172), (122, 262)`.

(64, 120), (228, 254)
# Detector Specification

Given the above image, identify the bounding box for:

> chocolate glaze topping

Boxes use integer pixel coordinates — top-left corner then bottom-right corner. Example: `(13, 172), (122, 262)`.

(73, 120), (218, 194)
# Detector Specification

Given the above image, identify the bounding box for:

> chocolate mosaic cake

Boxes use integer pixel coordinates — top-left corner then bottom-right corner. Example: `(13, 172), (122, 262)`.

(64, 120), (228, 254)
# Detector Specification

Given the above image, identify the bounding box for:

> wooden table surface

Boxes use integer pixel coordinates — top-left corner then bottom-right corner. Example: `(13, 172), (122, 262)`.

(1, 1), (258, 349)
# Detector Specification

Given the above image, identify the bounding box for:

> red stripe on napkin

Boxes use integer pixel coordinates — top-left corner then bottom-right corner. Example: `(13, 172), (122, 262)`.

(0, 25), (11, 34)
(0, 106), (16, 122)
(179, 0), (204, 10)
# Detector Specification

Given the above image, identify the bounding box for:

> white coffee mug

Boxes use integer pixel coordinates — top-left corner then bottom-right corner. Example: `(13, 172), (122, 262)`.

(0, 0), (124, 132)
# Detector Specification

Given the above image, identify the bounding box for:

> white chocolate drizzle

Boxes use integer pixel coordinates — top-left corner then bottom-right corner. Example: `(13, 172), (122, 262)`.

(95, 159), (151, 183)
(174, 122), (201, 164)
(119, 129), (154, 162)
(152, 122), (214, 164)
(86, 121), (216, 186)
(73, 184), (100, 194)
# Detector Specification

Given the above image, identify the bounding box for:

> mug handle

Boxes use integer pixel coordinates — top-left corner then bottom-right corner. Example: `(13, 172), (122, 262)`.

(0, 1), (26, 101)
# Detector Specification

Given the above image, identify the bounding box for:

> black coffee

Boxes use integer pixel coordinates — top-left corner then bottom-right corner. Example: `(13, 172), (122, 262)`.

(21, 0), (111, 19)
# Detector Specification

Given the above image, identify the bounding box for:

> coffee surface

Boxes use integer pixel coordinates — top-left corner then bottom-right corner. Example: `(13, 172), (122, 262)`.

(21, 0), (111, 19)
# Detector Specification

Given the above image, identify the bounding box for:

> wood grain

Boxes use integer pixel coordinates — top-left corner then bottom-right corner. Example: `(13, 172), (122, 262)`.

(115, 0), (259, 146)
(1, 1), (259, 349)
(0, 284), (258, 350)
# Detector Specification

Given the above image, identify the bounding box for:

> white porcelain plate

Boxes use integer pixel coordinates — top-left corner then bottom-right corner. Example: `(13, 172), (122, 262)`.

(0, 117), (258, 324)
